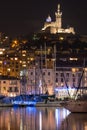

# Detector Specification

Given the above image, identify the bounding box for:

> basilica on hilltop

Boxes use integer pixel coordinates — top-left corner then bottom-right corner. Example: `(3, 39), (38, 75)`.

(42, 4), (75, 34)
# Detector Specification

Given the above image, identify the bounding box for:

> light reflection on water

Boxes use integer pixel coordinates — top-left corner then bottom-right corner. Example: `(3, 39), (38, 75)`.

(0, 107), (87, 130)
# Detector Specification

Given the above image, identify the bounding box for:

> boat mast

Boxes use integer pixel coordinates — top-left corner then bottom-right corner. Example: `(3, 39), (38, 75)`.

(62, 68), (70, 97)
(39, 44), (47, 94)
(44, 42), (48, 93)
(53, 44), (56, 94)
(75, 59), (85, 99)
(39, 45), (43, 94)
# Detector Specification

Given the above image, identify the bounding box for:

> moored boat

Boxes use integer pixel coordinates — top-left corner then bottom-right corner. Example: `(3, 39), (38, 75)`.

(12, 100), (36, 107)
(60, 94), (87, 112)
(60, 59), (87, 113)
(60, 99), (87, 113)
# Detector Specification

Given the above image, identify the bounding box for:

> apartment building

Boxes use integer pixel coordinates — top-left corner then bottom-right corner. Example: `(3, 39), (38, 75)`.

(0, 75), (20, 97)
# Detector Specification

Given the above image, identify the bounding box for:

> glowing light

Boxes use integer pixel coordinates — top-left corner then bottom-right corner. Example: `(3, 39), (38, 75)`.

(30, 58), (34, 61)
(85, 68), (87, 71)
(0, 49), (5, 54)
(22, 54), (26, 56)
(70, 58), (78, 61)
(4, 61), (7, 65)
(22, 64), (26, 67)
(0, 51), (3, 54)
(15, 58), (18, 60)
(72, 68), (79, 73)
(59, 37), (64, 40)
(10, 58), (13, 60)
(46, 15), (52, 22)
(0, 61), (2, 63)
(22, 61), (26, 64)
(39, 80), (42, 88)
(22, 50), (26, 53)
(7, 68), (11, 71)
(5, 36), (8, 39)
(11, 40), (19, 48)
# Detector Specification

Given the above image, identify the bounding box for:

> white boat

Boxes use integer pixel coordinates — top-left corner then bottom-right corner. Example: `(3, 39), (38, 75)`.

(60, 58), (87, 113)
(60, 87), (87, 113)
(60, 99), (87, 113)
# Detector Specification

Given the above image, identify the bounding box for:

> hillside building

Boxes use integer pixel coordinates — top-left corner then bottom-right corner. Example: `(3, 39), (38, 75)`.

(42, 4), (75, 34)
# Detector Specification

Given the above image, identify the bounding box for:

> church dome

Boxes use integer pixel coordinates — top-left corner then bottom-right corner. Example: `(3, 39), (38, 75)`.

(46, 15), (52, 22)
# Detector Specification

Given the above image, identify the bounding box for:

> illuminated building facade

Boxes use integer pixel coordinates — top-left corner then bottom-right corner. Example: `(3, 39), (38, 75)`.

(0, 30), (87, 97)
(0, 75), (20, 97)
(27, 65), (87, 97)
(42, 4), (75, 34)
(27, 68), (54, 95)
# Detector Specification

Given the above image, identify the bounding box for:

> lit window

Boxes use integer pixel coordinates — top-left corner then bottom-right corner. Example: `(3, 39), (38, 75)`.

(48, 80), (50, 83)
(15, 58), (18, 60)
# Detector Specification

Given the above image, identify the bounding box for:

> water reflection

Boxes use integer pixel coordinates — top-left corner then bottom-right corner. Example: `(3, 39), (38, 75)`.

(0, 107), (86, 130)
(62, 113), (87, 130)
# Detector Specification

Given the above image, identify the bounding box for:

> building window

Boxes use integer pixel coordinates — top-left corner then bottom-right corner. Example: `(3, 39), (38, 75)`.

(72, 74), (75, 77)
(56, 73), (58, 76)
(48, 72), (50, 76)
(56, 78), (58, 82)
(61, 78), (63, 82)
(8, 87), (12, 92)
(3, 87), (6, 90)
(31, 72), (33, 75)
(16, 65), (19, 68)
(16, 69), (18, 72)
(66, 73), (69, 77)
(16, 62), (18, 64)
(61, 73), (64, 77)
(43, 72), (45, 75)
(12, 62), (14, 65)
(12, 69), (14, 72)
(14, 87), (19, 92)
(8, 87), (19, 92)
(9, 80), (17, 85)
(3, 81), (6, 83)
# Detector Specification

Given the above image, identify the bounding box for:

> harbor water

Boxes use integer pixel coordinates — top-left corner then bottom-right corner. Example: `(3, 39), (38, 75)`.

(0, 107), (87, 130)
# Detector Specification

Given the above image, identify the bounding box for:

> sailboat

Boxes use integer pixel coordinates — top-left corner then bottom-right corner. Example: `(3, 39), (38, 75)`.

(60, 98), (87, 112)
(60, 59), (87, 112)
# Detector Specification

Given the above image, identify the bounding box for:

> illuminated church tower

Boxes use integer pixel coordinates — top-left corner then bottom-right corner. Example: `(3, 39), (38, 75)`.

(55, 4), (62, 29)
(42, 4), (75, 34)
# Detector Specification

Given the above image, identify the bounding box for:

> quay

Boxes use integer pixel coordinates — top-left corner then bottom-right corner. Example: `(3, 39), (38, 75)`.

(0, 101), (62, 107)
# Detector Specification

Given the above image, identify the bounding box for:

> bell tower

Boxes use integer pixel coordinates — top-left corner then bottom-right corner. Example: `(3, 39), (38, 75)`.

(55, 4), (62, 29)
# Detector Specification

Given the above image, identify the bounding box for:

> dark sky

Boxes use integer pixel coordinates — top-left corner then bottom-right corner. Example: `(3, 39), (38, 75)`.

(0, 0), (87, 37)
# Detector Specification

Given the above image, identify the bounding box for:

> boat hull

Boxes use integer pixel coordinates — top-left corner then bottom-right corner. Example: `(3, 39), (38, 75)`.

(61, 101), (87, 113)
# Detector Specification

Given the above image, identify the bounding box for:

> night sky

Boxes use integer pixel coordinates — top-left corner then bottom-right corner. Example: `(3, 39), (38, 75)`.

(0, 0), (87, 37)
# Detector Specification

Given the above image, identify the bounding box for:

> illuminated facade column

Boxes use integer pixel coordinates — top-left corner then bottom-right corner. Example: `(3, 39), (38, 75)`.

(55, 4), (62, 29)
